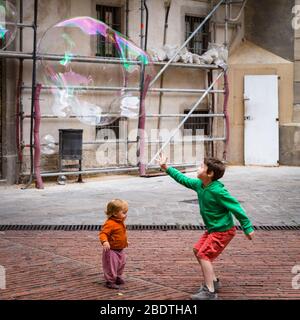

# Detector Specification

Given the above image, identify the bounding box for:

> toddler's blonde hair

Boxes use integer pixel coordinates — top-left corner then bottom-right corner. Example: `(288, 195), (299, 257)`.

(105, 199), (128, 217)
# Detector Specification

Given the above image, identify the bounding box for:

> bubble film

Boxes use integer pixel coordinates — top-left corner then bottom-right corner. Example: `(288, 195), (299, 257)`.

(0, 0), (17, 50)
(37, 16), (153, 126)
(41, 134), (56, 155)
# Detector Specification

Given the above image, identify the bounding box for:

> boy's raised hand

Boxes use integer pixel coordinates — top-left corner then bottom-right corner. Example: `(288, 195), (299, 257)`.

(245, 231), (254, 240)
(157, 153), (168, 171)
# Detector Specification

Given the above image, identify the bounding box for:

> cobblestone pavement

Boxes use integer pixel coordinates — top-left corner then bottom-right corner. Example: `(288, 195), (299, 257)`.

(0, 230), (299, 300)
(0, 166), (300, 226)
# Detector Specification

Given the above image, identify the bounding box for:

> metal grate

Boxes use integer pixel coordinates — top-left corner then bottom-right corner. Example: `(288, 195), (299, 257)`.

(0, 224), (299, 231)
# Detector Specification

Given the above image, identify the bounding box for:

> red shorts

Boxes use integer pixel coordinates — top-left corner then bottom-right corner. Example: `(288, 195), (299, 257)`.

(193, 226), (236, 262)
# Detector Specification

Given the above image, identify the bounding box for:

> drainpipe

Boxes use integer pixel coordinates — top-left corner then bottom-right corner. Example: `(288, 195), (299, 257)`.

(16, 0), (24, 181)
(33, 84), (43, 189)
(125, 0), (129, 37)
(22, 0), (38, 189)
(222, 72), (229, 161)
(223, 1), (229, 161)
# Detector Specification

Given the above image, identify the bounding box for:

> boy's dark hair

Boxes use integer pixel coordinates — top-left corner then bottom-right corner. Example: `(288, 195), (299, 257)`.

(204, 157), (226, 181)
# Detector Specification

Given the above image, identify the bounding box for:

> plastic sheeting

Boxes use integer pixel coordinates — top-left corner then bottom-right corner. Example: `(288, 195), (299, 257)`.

(148, 43), (228, 69)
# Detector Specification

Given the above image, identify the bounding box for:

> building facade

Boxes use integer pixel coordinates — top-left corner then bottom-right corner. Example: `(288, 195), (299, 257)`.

(0, 0), (299, 185)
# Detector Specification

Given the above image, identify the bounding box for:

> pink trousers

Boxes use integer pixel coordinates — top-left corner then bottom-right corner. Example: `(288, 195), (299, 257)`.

(102, 249), (126, 283)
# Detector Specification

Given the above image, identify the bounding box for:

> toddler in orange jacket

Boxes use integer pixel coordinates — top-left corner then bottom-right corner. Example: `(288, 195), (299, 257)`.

(99, 199), (128, 289)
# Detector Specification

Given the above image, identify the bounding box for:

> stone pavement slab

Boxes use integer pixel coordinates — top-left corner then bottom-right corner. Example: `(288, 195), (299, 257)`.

(0, 166), (299, 226)
(0, 229), (299, 300)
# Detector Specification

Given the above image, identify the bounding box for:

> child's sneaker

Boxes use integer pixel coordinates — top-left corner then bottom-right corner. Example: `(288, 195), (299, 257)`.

(213, 278), (221, 292)
(105, 282), (120, 289)
(191, 285), (218, 300)
(116, 277), (125, 285)
(197, 278), (221, 293)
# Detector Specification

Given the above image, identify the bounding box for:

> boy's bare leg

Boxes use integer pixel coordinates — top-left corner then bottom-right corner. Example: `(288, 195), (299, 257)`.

(199, 259), (215, 292)
(193, 249), (217, 286)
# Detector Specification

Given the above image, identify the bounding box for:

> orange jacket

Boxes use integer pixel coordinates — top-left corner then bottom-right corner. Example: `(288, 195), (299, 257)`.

(99, 217), (128, 249)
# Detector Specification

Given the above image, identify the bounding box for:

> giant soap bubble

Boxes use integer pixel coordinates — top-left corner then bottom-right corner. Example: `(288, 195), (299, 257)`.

(37, 16), (153, 126)
(41, 134), (56, 155)
(0, 0), (17, 50)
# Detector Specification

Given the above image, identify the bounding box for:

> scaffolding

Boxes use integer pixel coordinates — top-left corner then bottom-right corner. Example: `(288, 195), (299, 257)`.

(0, 0), (237, 188)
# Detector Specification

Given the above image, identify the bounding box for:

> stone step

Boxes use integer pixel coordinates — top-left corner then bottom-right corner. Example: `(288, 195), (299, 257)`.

(0, 179), (7, 185)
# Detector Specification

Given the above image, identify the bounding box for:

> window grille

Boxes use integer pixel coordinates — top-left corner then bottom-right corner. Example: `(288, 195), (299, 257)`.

(185, 15), (209, 55)
(96, 118), (120, 140)
(183, 110), (209, 136)
(96, 5), (121, 57)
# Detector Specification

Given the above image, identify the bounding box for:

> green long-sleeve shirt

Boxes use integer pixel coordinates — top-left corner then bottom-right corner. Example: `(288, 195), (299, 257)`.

(166, 167), (254, 235)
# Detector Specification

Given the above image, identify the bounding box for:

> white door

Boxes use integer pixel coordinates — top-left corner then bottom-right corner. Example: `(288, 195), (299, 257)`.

(244, 75), (279, 166)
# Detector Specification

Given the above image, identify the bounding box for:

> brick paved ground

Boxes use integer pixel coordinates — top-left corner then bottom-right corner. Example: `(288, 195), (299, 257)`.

(0, 230), (299, 300)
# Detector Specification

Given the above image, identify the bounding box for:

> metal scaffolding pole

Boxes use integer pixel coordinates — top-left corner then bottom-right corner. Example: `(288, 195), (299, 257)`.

(148, 71), (224, 167)
(0, 51), (221, 70)
(156, 0), (171, 157)
(23, 113), (225, 119)
(21, 84), (225, 94)
(137, 0), (147, 176)
(30, 163), (201, 178)
(224, 0), (229, 47)
(208, 69), (215, 157)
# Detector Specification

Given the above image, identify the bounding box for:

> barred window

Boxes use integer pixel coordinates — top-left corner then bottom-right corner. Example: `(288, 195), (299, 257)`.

(96, 118), (120, 140)
(183, 110), (209, 136)
(96, 5), (121, 57)
(185, 15), (209, 55)
(95, 5), (122, 138)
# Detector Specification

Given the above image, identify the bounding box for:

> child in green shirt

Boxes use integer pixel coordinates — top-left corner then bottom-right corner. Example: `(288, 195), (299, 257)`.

(158, 155), (254, 300)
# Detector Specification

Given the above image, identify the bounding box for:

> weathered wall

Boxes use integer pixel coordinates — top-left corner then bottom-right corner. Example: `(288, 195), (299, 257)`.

(245, 0), (294, 61)
(280, 0), (300, 165)
(228, 41), (294, 165)
(234, 0), (300, 166)
(294, 0), (300, 120)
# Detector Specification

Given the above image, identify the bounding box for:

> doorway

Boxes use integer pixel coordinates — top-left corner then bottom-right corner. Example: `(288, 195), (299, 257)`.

(244, 75), (279, 166)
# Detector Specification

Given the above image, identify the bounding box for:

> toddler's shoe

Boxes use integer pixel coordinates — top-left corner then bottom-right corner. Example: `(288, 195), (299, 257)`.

(116, 277), (125, 285)
(105, 282), (120, 289)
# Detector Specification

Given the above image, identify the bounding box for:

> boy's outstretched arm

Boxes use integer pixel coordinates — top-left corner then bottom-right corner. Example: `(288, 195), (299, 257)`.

(157, 154), (201, 191)
(217, 188), (254, 240)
